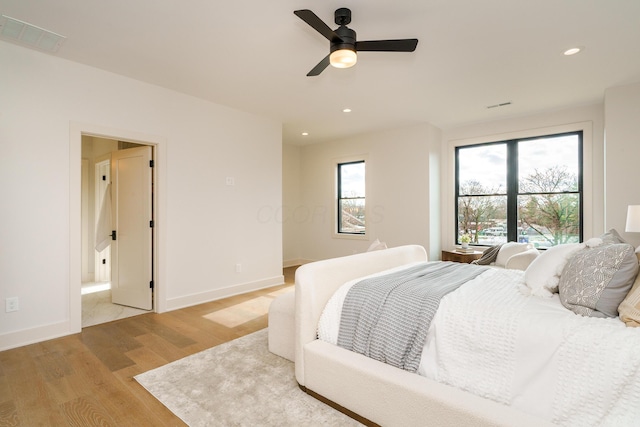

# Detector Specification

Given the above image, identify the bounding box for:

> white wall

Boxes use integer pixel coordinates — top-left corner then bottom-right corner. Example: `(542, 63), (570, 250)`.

(441, 104), (605, 252)
(291, 123), (442, 262)
(287, 103), (606, 265)
(604, 81), (640, 247)
(282, 143), (303, 266)
(0, 41), (283, 350)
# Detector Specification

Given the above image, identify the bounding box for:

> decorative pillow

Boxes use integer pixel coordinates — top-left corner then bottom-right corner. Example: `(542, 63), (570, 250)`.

(600, 228), (627, 245)
(619, 271), (640, 327)
(494, 242), (531, 267)
(523, 243), (583, 297)
(367, 238), (388, 252)
(559, 243), (639, 318)
(504, 248), (539, 271)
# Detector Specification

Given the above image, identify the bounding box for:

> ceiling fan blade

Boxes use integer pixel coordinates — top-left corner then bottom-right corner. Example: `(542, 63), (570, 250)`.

(294, 9), (343, 42)
(356, 39), (419, 52)
(307, 55), (331, 76)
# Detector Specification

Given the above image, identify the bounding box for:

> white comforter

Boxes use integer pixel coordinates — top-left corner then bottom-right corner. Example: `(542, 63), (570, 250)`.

(318, 264), (640, 426)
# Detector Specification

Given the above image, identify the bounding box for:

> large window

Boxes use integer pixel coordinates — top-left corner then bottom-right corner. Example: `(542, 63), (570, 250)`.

(456, 132), (582, 249)
(337, 160), (365, 234)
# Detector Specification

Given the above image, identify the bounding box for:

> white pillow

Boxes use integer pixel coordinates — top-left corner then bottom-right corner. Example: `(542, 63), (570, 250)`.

(504, 248), (539, 271)
(523, 243), (583, 297)
(494, 242), (531, 267)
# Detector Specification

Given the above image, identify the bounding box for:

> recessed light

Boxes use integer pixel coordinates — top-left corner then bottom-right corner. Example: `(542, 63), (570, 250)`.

(301, 132), (309, 136)
(342, 108), (352, 113)
(563, 47), (581, 56)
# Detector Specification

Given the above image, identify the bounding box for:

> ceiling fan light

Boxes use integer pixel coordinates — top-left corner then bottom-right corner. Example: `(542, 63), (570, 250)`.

(330, 49), (357, 68)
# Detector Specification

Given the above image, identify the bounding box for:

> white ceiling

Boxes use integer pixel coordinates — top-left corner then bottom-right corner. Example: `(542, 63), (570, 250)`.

(2, 0), (639, 145)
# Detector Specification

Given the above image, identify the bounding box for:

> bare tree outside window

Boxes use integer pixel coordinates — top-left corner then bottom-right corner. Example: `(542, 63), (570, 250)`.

(518, 166), (580, 246)
(458, 181), (505, 244)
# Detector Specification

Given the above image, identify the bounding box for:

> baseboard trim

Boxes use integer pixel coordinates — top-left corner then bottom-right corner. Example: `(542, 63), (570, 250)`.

(165, 275), (285, 312)
(2, 275), (286, 351)
(283, 258), (314, 268)
(0, 320), (72, 352)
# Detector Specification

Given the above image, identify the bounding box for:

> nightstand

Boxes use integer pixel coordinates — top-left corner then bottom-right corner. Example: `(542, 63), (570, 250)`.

(441, 249), (484, 264)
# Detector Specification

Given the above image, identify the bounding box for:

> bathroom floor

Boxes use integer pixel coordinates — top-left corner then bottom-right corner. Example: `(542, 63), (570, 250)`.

(81, 282), (150, 327)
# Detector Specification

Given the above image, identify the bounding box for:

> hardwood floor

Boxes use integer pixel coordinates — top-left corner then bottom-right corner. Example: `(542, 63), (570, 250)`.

(0, 267), (297, 426)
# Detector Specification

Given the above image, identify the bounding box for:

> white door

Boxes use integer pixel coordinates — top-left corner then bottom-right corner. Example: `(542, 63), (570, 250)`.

(111, 146), (153, 310)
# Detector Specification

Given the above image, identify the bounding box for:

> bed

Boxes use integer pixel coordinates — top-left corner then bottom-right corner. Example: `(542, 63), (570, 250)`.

(294, 244), (640, 427)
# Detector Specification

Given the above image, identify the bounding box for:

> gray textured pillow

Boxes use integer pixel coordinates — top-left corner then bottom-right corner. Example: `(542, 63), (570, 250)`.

(559, 243), (639, 318)
(600, 228), (627, 245)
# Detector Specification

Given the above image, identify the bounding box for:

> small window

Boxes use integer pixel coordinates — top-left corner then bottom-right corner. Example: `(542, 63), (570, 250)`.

(337, 160), (365, 234)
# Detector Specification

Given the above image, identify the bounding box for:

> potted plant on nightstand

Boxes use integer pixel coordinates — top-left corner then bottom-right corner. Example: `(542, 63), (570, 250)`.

(460, 233), (471, 249)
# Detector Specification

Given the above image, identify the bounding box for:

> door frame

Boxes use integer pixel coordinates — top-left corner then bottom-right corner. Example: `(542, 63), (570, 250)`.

(69, 122), (166, 332)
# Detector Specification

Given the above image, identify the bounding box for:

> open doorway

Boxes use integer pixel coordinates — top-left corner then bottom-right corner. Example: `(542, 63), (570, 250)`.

(81, 136), (154, 327)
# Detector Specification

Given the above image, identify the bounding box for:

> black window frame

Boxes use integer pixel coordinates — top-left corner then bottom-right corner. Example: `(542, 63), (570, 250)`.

(337, 160), (366, 235)
(455, 131), (583, 246)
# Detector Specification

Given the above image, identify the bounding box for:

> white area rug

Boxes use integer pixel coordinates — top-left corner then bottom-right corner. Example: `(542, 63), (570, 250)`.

(135, 329), (362, 426)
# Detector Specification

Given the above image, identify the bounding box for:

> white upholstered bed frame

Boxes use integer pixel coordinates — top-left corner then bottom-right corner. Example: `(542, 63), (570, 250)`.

(294, 245), (553, 427)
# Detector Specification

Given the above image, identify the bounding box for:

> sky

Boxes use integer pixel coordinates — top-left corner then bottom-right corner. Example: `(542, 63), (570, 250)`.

(340, 161), (365, 197)
(458, 134), (580, 193)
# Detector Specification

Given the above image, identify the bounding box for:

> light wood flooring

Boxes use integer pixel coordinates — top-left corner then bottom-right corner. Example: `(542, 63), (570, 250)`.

(0, 267), (297, 426)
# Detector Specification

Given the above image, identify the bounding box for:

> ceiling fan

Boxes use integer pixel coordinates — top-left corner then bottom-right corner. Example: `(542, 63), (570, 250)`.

(294, 8), (418, 76)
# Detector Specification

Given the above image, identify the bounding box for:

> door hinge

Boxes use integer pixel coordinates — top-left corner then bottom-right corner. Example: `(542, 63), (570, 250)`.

(102, 175), (106, 181)
(102, 259), (106, 265)
(149, 220), (154, 228)
(150, 281), (154, 289)
(149, 160), (154, 167)
(111, 230), (116, 240)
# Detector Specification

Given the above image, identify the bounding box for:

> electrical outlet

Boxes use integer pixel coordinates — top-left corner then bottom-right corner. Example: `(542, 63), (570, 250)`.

(235, 263), (242, 273)
(6, 297), (19, 313)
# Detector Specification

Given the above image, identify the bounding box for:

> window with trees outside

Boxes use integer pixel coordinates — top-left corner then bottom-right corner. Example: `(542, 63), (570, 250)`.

(338, 160), (365, 234)
(456, 131), (582, 249)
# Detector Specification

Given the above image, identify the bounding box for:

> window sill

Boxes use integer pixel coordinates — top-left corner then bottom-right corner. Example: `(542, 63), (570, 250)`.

(333, 232), (368, 241)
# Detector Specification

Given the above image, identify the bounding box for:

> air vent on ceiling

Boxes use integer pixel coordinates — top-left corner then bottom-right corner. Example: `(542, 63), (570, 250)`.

(0, 14), (66, 53)
(487, 102), (512, 109)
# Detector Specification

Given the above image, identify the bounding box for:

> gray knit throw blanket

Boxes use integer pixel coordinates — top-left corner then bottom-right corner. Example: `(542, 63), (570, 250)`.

(337, 261), (488, 373)
(471, 244), (503, 265)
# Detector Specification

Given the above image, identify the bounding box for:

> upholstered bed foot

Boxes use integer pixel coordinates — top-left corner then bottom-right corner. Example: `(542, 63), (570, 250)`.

(298, 383), (380, 427)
